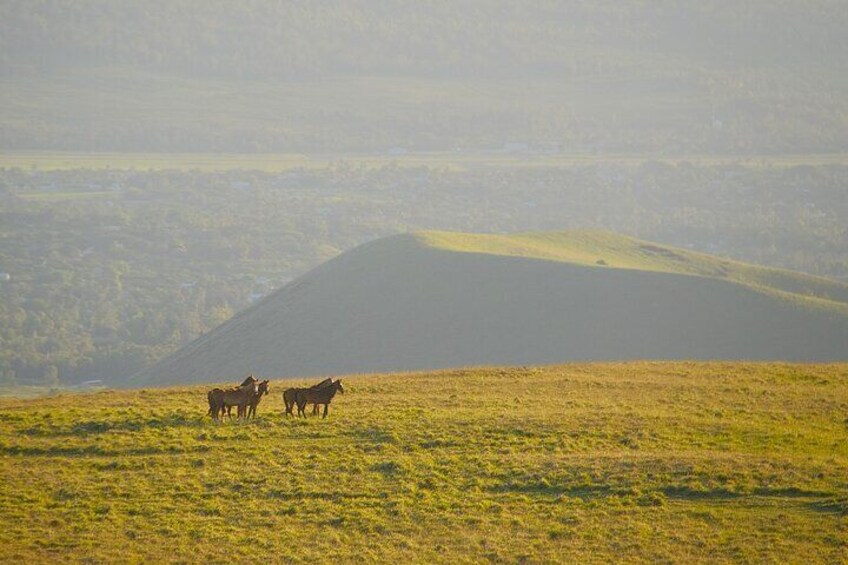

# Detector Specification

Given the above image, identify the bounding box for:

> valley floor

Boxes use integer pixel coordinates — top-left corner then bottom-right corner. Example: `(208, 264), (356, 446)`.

(0, 362), (846, 563)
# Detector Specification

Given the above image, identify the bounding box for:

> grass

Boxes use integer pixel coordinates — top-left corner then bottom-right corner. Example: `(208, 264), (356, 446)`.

(3, 151), (848, 173)
(16, 190), (116, 202)
(1, 362), (846, 563)
(132, 230), (848, 385)
(416, 230), (848, 311)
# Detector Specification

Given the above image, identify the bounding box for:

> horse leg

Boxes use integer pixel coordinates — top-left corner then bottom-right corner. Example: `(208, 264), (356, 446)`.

(312, 403), (319, 416)
(323, 403), (329, 419)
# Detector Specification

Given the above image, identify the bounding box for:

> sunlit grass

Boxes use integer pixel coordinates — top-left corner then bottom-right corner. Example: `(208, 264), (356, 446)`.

(415, 229), (848, 312)
(16, 190), (115, 201)
(2, 151), (848, 173)
(0, 362), (846, 562)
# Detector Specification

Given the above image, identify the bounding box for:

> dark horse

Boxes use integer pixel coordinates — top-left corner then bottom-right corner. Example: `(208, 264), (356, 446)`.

(283, 378), (332, 417)
(207, 377), (258, 422)
(207, 375), (258, 421)
(246, 379), (270, 419)
(296, 379), (344, 419)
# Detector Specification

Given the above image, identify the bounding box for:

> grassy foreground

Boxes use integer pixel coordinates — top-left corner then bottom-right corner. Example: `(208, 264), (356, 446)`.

(1, 362), (846, 563)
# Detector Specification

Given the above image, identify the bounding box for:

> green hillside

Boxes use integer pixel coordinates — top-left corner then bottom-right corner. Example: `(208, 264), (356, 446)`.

(130, 230), (848, 386)
(1, 362), (846, 563)
(417, 230), (848, 310)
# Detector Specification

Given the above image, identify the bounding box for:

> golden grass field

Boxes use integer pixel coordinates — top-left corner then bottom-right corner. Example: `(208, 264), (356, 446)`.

(1, 362), (846, 563)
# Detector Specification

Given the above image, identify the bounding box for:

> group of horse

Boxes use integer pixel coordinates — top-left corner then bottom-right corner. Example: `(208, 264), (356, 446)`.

(206, 374), (344, 422)
(282, 377), (344, 418)
(206, 375), (269, 422)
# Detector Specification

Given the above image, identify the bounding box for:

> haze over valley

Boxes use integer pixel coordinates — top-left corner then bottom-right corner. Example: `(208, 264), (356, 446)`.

(3, 3), (848, 563)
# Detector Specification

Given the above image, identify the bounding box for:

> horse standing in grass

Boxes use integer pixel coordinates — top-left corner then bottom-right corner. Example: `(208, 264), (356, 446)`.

(207, 378), (258, 422)
(215, 375), (258, 420)
(296, 379), (344, 418)
(246, 380), (270, 420)
(283, 378), (332, 417)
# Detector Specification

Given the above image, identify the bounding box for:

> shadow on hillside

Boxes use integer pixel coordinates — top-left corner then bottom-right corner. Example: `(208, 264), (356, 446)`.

(24, 412), (205, 437)
(343, 425), (401, 445)
(662, 485), (833, 500)
(0, 443), (208, 457)
(491, 481), (615, 500)
(265, 489), (379, 502)
(491, 480), (839, 512)
(808, 497), (848, 515)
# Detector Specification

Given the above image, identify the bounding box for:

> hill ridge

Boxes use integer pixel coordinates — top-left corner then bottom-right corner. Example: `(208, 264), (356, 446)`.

(413, 229), (848, 310)
(129, 230), (848, 386)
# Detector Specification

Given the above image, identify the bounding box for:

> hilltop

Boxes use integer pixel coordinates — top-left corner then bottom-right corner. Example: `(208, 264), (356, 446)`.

(1, 362), (846, 562)
(130, 230), (848, 387)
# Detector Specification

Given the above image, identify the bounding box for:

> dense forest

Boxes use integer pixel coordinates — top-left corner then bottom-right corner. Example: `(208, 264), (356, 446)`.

(1, 161), (846, 385)
(2, 1), (847, 153)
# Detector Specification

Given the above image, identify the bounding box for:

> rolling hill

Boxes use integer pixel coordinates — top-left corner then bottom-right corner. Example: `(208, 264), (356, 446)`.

(2, 362), (847, 562)
(129, 230), (848, 386)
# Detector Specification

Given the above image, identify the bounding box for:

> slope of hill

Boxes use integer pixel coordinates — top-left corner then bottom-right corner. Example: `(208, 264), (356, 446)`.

(130, 230), (848, 386)
(1, 362), (846, 562)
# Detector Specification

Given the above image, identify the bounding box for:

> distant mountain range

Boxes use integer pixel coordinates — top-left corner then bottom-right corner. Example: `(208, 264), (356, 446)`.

(3, 2), (847, 153)
(129, 230), (848, 386)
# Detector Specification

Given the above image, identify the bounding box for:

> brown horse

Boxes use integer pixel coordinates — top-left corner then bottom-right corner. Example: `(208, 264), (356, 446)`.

(283, 378), (332, 417)
(207, 380), (257, 422)
(296, 379), (344, 418)
(246, 380), (270, 419)
(218, 375), (259, 420)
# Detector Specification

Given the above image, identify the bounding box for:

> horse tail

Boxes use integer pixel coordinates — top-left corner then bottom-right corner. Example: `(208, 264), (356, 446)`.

(207, 389), (220, 417)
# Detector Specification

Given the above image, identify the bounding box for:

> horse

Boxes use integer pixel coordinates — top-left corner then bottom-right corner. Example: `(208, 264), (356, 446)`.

(246, 379), (270, 419)
(283, 378), (332, 417)
(218, 375), (259, 420)
(296, 379), (344, 419)
(207, 380), (257, 422)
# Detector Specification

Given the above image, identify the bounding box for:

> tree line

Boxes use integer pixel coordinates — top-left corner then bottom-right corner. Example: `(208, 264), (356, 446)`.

(1, 161), (846, 386)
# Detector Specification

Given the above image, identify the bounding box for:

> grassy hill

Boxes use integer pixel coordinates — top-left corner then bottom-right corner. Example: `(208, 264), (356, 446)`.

(130, 230), (848, 387)
(418, 230), (848, 311)
(1, 362), (846, 562)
